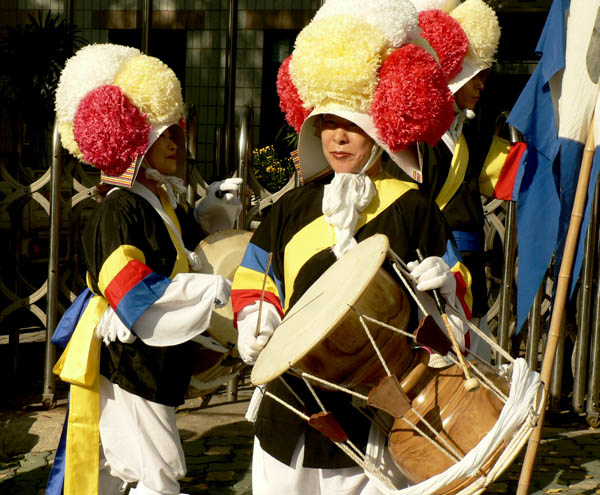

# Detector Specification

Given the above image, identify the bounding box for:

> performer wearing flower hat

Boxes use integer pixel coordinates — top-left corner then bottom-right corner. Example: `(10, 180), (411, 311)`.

(231, 1), (474, 493)
(402, 0), (527, 360)
(47, 44), (242, 495)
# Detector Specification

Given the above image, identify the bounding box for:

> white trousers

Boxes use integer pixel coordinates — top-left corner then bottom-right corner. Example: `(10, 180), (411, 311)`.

(98, 377), (186, 495)
(252, 435), (383, 495)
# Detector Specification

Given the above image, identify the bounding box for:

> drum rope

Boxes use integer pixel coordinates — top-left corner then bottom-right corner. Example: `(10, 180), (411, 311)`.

(293, 368), (369, 401)
(279, 375), (306, 408)
(352, 308), (393, 377)
(295, 369), (465, 464)
(396, 415), (463, 464)
(445, 354), (509, 403)
(263, 389), (397, 491)
(300, 373), (386, 464)
(391, 262), (430, 317)
(390, 250), (515, 367)
(357, 314), (415, 339)
(445, 304), (514, 364)
(301, 375), (329, 414)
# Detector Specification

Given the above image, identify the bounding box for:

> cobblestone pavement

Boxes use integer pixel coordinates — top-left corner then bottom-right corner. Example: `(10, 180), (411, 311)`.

(2, 338), (600, 494)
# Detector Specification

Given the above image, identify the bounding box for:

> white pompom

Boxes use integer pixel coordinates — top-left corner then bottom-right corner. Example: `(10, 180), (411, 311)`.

(55, 43), (140, 123)
(314, 0), (420, 47)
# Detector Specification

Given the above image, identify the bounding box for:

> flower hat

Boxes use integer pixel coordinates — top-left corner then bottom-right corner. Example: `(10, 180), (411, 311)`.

(55, 43), (186, 188)
(413, 0), (501, 94)
(276, 0), (456, 184)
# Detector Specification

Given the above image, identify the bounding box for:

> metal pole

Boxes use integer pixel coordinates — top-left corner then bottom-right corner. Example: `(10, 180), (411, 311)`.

(587, 186), (600, 427)
(44, 119), (63, 407)
(497, 123), (520, 365)
(142, 0), (152, 54)
(526, 283), (543, 371)
(224, 0), (238, 176)
(573, 180), (599, 412)
(237, 106), (253, 229)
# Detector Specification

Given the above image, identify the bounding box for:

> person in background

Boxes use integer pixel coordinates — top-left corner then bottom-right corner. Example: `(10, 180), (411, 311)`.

(47, 44), (242, 495)
(394, 0), (527, 361)
(231, 1), (473, 493)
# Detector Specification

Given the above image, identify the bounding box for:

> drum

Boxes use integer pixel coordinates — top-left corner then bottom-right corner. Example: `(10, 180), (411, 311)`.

(250, 233), (543, 495)
(187, 229), (253, 398)
(194, 229), (253, 348)
(387, 351), (509, 486)
(251, 233), (412, 389)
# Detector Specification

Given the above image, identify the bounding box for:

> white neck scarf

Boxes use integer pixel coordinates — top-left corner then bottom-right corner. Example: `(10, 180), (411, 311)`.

(442, 107), (475, 152)
(142, 160), (186, 209)
(322, 145), (381, 259)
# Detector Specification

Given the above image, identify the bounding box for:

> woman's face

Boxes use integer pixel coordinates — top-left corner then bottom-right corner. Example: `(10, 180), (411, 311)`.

(146, 127), (178, 175)
(320, 114), (375, 174)
(454, 69), (489, 111)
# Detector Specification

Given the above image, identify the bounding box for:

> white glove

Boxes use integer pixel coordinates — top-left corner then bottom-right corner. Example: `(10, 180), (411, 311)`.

(194, 178), (243, 234)
(96, 306), (137, 345)
(407, 256), (456, 299)
(236, 301), (281, 364)
(214, 275), (232, 308)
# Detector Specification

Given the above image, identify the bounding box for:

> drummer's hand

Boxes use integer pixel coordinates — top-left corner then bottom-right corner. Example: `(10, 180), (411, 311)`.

(194, 178), (243, 234)
(214, 275), (232, 308)
(236, 301), (282, 364)
(407, 256), (456, 298)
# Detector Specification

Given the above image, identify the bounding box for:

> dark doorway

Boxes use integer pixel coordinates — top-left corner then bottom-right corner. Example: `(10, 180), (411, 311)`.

(259, 29), (299, 153)
(108, 29), (187, 99)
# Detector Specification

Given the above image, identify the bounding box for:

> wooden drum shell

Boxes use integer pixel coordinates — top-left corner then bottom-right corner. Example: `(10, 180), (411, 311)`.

(297, 266), (412, 388)
(388, 355), (510, 488)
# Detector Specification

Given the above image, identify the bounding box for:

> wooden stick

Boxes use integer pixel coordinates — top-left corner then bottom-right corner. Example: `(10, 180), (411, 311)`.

(255, 252), (273, 337)
(416, 249), (478, 391)
(517, 114), (596, 495)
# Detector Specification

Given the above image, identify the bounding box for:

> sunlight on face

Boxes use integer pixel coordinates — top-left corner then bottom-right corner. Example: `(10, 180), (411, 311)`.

(146, 127), (178, 175)
(320, 114), (375, 174)
(454, 69), (490, 111)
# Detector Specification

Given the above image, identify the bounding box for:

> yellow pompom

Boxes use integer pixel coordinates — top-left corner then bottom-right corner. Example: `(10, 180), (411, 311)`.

(451, 0), (500, 64)
(58, 122), (83, 159)
(290, 16), (388, 112)
(114, 54), (183, 126)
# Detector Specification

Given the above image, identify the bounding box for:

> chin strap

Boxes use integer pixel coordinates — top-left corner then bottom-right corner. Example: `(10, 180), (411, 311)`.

(443, 108), (476, 151)
(142, 160), (186, 209)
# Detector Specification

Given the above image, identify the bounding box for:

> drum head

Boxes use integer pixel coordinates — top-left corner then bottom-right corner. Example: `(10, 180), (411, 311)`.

(251, 234), (390, 385)
(194, 229), (253, 346)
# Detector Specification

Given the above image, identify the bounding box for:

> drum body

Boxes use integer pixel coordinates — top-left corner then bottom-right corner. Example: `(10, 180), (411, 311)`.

(187, 229), (252, 398)
(251, 234), (412, 389)
(388, 351), (510, 489)
(194, 229), (254, 348)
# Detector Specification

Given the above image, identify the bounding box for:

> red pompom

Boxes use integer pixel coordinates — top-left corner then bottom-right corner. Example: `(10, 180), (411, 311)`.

(74, 85), (151, 176)
(372, 44), (454, 150)
(277, 55), (312, 133)
(418, 10), (469, 81)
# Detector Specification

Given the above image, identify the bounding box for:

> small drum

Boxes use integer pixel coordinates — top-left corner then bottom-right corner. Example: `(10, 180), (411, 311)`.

(251, 233), (543, 495)
(251, 234), (412, 389)
(187, 229), (253, 398)
(194, 229), (254, 348)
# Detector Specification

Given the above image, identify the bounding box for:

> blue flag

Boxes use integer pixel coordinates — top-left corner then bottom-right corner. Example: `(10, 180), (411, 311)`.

(508, 0), (600, 331)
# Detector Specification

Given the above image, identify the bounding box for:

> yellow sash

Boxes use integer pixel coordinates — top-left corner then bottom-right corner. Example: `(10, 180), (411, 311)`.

(53, 296), (108, 495)
(435, 134), (469, 211)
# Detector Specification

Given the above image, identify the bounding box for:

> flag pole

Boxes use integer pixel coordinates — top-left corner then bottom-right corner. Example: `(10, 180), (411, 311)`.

(517, 114), (596, 494)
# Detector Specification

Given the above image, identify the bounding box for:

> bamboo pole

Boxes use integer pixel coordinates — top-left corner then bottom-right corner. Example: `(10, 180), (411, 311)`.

(517, 114), (596, 494)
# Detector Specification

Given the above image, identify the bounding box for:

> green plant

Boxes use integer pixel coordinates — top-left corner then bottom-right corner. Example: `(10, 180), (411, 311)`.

(251, 145), (296, 193)
(0, 11), (85, 171)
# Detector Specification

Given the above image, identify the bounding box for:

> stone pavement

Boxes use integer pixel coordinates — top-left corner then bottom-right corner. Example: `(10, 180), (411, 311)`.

(2, 336), (600, 494)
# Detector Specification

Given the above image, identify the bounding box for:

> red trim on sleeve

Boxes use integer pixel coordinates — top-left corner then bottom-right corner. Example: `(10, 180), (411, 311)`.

(104, 260), (152, 309)
(494, 142), (526, 201)
(231, 289), (285, 328)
